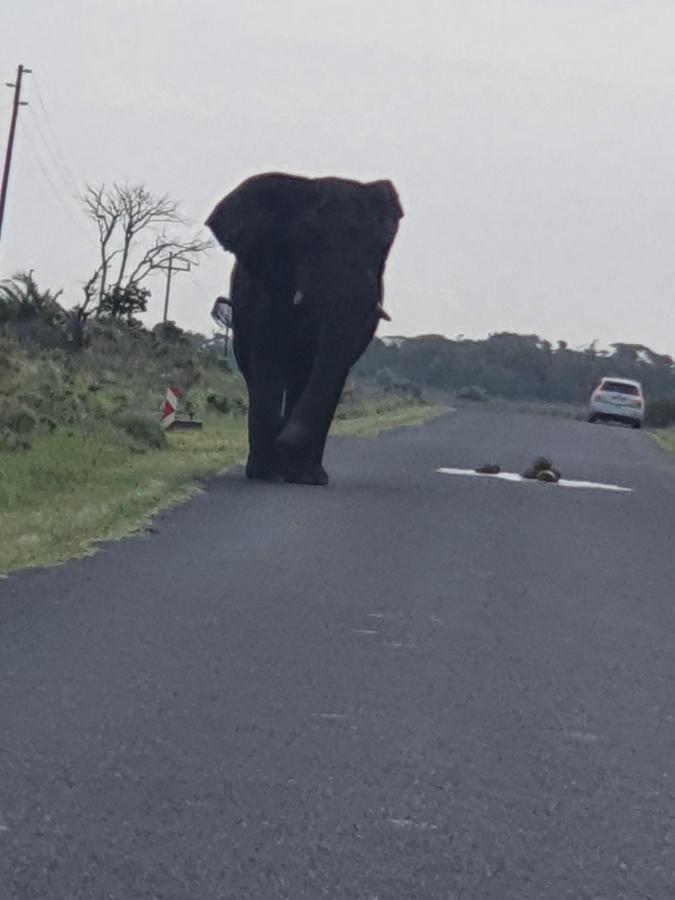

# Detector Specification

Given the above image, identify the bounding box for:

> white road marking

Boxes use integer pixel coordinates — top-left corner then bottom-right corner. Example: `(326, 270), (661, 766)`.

(353, 629), (379, 635)
(564, 729), (598, 743)
(436, 467), (632, 493)
(313, 713), (348, 720)
(279, 389), (287, 418)
(387, 817), (437, 831)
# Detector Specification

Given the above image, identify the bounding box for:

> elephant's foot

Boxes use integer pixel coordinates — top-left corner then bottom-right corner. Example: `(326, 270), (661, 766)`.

(282, 463), (329, 486)
(274, 445), (329, 486)
(273, 423), (328, 485)
(245, 457), (284, 482)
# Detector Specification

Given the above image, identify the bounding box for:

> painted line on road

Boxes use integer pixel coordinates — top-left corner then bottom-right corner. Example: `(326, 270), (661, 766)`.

(387, 817), (438, 831)
(436, 467), (633, 493)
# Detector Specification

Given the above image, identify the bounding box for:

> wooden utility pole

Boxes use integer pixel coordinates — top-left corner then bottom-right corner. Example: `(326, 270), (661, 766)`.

(0, 64), (31, 249)
(157, 252), (191, 323)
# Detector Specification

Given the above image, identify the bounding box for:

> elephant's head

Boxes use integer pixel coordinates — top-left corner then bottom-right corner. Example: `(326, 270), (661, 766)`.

(205, 172), (403, 319)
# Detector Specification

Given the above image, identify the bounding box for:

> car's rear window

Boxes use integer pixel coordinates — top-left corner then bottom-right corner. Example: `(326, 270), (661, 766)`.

(601, 381), (640, 395)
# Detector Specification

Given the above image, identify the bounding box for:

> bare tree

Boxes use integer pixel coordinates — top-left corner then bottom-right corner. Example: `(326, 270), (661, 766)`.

(74, 183), (210, 343)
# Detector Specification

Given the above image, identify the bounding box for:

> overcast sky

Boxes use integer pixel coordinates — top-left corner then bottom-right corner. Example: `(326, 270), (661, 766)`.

(3, 0), (675, 352)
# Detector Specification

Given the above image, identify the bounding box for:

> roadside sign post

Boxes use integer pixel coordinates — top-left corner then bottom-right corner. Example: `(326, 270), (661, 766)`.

(211, 296), (233, 359)
(160, 385), (202, 432)
(161, 386), (181, 430)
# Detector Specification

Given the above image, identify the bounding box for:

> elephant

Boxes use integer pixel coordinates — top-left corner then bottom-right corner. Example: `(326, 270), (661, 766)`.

(206, 172), (403, 486)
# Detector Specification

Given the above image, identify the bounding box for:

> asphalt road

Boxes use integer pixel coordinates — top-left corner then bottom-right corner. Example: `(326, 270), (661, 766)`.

(2, 408), (675, 899)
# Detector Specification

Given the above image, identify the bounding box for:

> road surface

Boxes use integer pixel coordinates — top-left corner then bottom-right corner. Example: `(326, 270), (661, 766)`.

(2, 408), (675, 899)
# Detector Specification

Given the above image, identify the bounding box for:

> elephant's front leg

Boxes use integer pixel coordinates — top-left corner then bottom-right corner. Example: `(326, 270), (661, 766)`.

(232, 270), (291, 481)
(239, 337), (289, 481)
(245, 383), (285, 481)
(273, 331), (319, 482)
(275, 352), (349, 486)
(276, 312), (378, 485)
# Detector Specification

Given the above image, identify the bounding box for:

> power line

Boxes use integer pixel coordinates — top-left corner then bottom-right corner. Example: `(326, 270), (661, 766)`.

(29, 74), (80, 196)
(21, 125), (89, 237)
(27, 106), (80, 199)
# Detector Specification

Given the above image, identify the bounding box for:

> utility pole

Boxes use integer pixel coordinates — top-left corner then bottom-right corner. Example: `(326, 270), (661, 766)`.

(157, 252), (191, 323)
(0, 64), (31, 249)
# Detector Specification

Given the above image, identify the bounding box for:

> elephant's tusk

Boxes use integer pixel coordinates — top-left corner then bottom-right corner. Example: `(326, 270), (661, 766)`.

(377, 306), (392, 322)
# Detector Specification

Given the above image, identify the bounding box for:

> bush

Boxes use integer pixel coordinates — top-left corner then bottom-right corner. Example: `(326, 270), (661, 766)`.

(645, 397), (675, 428)
(457, 385), (489, 402)
(206, 393), (230, 414)
(153, 321), (186, 343)
(206, 393), (247, 416)
(0, 272), (70, 349)
(0, 427), (31, 452)
(0, 403), (37, 435)
(114, 413), (167, 449)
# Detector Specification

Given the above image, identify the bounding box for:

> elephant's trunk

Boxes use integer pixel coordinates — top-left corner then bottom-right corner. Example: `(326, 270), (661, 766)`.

(277, 303), (379, 467)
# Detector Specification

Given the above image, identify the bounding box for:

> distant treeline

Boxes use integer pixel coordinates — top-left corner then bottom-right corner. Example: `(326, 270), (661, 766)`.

(355, 333), (675, 404)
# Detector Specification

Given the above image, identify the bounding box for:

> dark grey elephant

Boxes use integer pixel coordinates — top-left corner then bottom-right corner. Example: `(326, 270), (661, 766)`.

(206, 172), (403, 485)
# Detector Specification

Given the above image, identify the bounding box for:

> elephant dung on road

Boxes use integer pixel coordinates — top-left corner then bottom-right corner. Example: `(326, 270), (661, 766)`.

(206, 172), (403, 486)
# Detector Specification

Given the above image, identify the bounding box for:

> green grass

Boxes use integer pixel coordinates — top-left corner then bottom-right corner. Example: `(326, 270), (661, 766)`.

(651, 429), (675, 454)
(0, 404), (446, 574)
(331, 403), (448, 436)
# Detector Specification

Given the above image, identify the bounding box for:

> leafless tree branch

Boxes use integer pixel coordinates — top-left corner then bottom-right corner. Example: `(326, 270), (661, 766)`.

(79, 182), (210, 326)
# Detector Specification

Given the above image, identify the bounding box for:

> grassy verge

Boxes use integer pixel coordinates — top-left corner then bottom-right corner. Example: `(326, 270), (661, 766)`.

(331, 403), (448, 436)
(0, 404), (446, 575)
(651, 430), (675, 454)
(484, 398), (586, 420)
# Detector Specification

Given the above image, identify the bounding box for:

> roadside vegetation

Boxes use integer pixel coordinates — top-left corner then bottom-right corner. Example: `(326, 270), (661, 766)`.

(356, 332), (675, 423)
(0, 272), (438, 573)
(651, 430), (675, 455)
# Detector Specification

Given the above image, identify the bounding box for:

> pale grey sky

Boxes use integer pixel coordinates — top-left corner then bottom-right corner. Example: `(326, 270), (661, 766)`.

(3, 0), (675, 352)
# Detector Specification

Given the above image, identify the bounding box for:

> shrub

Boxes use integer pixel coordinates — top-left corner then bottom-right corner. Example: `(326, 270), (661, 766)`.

(0, 272), (69, 349)
(153, 321), (186, 343)
(0, 403), (37, 435)
(114, 413), (167, 449)
(206, 393), (230, 414)
(457, 385), (489, 402)
(645, 397), (675, 428)
(0, 427), (31, 452)
(206, 393), (247, 416)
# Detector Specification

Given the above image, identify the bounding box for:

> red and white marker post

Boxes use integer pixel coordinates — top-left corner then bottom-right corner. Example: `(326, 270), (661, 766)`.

(161, 386), (181, 431)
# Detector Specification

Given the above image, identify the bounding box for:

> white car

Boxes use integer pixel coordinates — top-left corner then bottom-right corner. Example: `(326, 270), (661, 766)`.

(588, 377), (644, 429)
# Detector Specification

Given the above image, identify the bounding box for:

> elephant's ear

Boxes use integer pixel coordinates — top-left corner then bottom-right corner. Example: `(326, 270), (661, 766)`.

(205, 173), (318, 259)
(366, 180), (404, 248)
